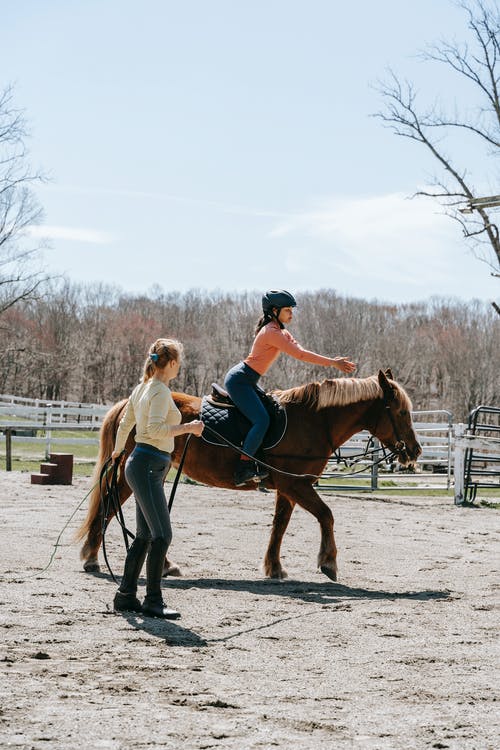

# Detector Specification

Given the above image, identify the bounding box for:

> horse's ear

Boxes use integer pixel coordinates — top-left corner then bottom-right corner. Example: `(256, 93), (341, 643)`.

(378, 369), (396, 401)
(384, 368), (394, 380)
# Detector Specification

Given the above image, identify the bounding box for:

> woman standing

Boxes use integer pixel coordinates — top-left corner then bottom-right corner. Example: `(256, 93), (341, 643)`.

(224, 290), (356, 486)
(111, 338), (204, 619)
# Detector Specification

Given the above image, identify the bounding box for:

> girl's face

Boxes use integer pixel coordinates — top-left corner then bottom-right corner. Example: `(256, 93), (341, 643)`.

(164, 357), (181, 381)
(277, 306), (294, 324)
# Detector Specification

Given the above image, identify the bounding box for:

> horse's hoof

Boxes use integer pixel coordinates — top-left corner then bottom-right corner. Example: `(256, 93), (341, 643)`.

(264, 565), (288, 580)
(320, 565), (337, 582)
(83, 561), (100, 573)
(163, 563), (182, 577)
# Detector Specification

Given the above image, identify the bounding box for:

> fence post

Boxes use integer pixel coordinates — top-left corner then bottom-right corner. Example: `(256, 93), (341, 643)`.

(371, 438), (379, 490)
(5, 428), (12, 471)
(454, 423), (466, 504)
(45, 404), (52, 460)
(446, 411), (453, 490)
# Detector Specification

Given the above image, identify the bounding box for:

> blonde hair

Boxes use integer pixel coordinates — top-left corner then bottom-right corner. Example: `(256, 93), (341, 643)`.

(142, 338), (184, 382)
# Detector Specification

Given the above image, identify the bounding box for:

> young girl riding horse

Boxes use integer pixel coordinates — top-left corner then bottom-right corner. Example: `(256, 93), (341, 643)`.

(224, 290), (356, 486)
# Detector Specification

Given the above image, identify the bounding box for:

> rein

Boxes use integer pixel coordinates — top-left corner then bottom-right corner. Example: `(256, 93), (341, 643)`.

(99, 457), (134, 583)
(99, 436), (193, 581)
(202, 424), (398, 480)
(376, 390), (407, 458)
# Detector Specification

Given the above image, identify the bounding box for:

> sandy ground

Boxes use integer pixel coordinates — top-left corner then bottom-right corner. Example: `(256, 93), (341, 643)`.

(0, 472), (499, 750)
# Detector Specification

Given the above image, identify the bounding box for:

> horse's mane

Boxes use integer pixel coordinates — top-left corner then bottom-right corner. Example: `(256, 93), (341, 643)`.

(275, 375), (412, 411)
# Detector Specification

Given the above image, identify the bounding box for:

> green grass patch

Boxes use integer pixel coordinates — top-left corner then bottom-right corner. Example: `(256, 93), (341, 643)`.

(0, 430), (99, 473)
(479, 499), (500, 509)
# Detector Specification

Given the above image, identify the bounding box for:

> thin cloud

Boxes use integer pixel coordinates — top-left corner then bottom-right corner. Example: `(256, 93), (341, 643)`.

(39, 183), (289, 220)
(28, 225), (116, 244)
(270, 192), (457, 286)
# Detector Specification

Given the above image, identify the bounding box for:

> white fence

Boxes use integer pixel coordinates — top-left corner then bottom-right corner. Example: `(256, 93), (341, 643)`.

(0, 395), (498, 502)
(0, 394), (109, 466)
(0, 393), (108, 424)
(319, 410), (454, 491)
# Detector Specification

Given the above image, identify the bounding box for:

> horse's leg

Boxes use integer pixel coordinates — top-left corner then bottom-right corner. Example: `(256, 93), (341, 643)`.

(82, 465), (183, 577)
(81, 473), (132, 573)
(163, 558), (182, 577)
(280, 479), (338, 581)
(263, 491), (295, 579)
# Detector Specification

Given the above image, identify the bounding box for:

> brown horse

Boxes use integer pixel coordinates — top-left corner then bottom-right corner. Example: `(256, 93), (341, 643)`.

(76, 370), (421, 581)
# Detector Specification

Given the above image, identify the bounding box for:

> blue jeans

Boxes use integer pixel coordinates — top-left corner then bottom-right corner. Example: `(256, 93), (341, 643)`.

(224, 362), (270, 457)
(125, 443), (172, 544)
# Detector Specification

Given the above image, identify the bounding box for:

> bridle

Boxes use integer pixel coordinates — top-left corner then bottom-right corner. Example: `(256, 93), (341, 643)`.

(376, 389), (408, 460)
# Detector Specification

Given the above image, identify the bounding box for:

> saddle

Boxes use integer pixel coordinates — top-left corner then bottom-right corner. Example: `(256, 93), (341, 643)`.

(201, 383), (287, 450)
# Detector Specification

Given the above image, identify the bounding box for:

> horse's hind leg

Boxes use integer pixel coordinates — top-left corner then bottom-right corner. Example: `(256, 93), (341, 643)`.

(81, 522), (104, 573)
(163, 558), (182, 577)
(264, 491), (295, 579)
(81, 478), (181, 576)
(81, 476), (132, 573)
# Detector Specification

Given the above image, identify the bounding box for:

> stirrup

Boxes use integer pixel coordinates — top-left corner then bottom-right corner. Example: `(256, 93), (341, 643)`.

(234, 461), (268, 487)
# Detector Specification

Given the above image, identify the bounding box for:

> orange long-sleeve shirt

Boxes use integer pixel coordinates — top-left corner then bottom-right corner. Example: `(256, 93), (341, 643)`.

(244, 321), (335, 376)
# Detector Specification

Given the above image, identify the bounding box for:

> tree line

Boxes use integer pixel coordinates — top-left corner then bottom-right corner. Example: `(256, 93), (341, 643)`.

(0, 281), (497, 421)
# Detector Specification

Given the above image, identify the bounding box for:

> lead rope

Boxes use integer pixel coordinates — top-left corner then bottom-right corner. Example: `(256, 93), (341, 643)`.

(202, 424), (398, 480)
(99, 455), (137, 583)
(100, 435), (194, 581)
(2, 475), (105, 582)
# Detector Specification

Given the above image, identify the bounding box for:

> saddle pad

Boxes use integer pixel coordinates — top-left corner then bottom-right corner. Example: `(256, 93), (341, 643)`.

(201, 395), (287, 450)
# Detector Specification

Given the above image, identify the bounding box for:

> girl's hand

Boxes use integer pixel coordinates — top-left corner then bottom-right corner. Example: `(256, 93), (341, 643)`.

(111, 450), (122, 461)
(332, 357), (356, 374)
(187, 419), (204, 436)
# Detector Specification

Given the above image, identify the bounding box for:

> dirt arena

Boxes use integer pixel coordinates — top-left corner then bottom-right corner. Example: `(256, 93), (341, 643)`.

(0, 472), (498, 749)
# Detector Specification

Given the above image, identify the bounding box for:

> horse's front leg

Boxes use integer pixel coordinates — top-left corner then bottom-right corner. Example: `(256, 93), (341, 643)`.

(281, 479), (338, 581)
(263, 491), (295, 579)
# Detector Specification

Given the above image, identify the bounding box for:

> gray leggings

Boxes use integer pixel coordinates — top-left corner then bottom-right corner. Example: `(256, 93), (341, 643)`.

(124, 443), (172, 545)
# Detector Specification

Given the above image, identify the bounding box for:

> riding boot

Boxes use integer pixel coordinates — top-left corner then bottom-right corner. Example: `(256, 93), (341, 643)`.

(113, 536), (150, 612)
(233, 458), (269, 486)
(142, 537), (180, 619)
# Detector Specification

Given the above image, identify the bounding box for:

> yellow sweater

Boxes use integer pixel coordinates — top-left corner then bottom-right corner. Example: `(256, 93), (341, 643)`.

(114, 378), (182, 454)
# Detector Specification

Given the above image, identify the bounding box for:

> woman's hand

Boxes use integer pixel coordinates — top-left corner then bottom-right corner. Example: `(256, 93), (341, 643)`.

(111, 450), (122, 461)
(186, 419), (204, 437)
(332, 356), (357, 374)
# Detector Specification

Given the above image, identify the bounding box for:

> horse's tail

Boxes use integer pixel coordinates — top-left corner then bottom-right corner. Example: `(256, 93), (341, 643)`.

(74, 399), (128, 552)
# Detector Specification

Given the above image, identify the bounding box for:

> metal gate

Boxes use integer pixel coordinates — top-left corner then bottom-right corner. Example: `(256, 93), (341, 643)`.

(462, 405), (500, 502)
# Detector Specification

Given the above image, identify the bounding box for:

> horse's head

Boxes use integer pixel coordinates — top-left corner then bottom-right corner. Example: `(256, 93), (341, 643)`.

(368, 370), (422, 466)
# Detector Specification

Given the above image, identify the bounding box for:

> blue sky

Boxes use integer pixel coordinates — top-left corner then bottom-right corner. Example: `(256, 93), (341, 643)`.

(3, 0), (499, 304)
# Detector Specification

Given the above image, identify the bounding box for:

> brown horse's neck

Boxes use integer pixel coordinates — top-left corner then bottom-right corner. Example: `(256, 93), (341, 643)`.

(326, 398), (380, 450)
(271, 398), (380, 460)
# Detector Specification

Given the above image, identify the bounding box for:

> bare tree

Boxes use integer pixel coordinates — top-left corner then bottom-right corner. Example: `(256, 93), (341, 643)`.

(375, 0), (500, 278)
(0, 84), (48, 315)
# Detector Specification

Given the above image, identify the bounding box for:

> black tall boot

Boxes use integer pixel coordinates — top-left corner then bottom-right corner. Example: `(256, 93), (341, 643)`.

(142, 538), (180, 619)
(233, 458), (269, 486)
(113, 536), (150, 612)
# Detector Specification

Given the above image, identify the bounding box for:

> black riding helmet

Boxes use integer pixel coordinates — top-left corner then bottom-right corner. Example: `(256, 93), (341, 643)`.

(262, 289), (297, 313)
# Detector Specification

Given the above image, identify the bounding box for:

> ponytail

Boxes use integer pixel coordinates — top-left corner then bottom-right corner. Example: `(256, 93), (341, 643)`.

(254, 309), (284, 336)
(142, 338), (184, 382)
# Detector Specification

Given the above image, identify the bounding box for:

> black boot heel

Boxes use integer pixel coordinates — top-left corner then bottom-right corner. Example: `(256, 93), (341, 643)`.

(113, 590), (142, 612)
